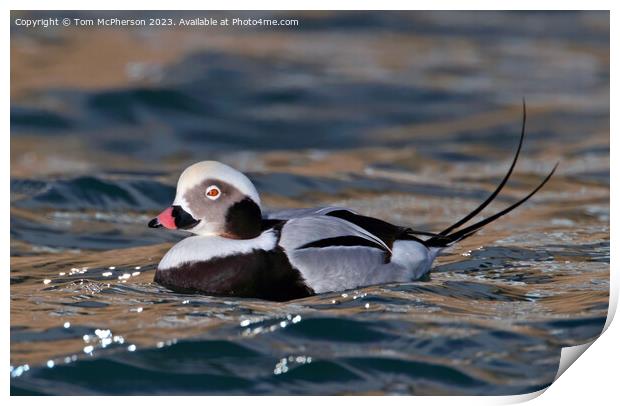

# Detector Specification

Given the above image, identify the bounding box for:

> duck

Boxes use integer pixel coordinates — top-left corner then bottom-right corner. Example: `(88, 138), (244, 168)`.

(148, 106), (557, 301)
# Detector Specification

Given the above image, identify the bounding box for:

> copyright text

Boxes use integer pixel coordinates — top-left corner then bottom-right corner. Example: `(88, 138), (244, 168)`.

(14, 16), (300, 29)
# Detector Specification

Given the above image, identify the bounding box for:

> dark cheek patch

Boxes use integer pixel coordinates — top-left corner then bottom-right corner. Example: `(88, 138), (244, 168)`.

(225, 198), (262, 239)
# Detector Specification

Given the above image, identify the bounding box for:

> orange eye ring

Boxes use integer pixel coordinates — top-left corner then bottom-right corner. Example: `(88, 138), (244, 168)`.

(205, 185), (221, 200)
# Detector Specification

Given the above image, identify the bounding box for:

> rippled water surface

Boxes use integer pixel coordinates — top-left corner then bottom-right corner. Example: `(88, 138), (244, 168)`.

(10, 11), (609, 395)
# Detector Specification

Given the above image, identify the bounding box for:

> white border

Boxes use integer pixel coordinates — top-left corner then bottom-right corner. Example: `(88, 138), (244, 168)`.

(4, 2), (616, 405)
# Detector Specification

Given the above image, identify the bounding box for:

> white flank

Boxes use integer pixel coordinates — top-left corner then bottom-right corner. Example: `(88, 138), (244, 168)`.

(158, 229), (278, 270)
(287, 239), (438, 293)
(390, 240), (437, 280)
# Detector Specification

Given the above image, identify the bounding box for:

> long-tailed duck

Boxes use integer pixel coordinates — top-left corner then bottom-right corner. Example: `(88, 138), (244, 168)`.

(149, 106), (556, 301)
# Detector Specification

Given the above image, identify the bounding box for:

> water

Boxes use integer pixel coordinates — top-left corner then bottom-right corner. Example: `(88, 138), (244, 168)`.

(10, 11), (609, 395)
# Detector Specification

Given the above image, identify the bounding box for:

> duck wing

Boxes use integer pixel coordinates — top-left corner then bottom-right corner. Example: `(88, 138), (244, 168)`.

(278, 215), (392, 254)
(277, 215), (425, 293)
(264, 206), (354, 220)
(265, 206), (437, 245)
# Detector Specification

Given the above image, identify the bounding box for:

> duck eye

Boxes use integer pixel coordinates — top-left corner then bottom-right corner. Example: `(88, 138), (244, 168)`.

(205, 185), (221, 200)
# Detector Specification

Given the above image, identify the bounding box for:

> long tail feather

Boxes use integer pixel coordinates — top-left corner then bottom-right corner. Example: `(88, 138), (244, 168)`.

(437, 100), (527, 236)
(426, 163), (558, 247)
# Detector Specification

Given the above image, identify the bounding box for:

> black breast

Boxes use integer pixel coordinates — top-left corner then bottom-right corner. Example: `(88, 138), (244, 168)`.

(154, 248), (314, 302)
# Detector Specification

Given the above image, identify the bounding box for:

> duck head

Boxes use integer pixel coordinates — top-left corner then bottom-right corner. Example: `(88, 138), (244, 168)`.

(148, 161), (262, 239)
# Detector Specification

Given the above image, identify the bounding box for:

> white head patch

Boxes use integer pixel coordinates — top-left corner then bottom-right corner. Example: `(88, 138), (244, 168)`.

(173, 161), (261, 208)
